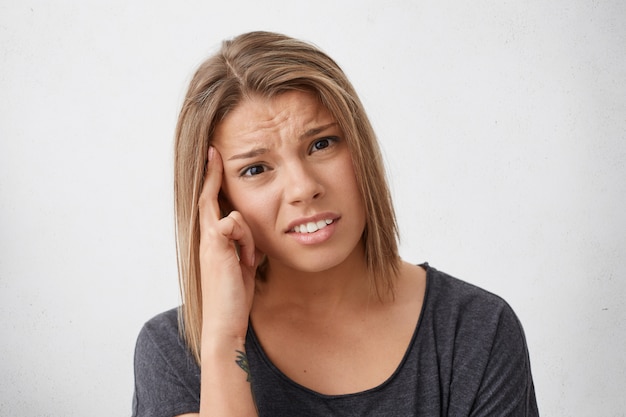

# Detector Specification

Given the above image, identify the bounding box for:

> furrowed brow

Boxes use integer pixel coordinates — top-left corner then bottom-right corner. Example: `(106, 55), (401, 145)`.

(228, 147), (269, 161)
(300, 123), (338, 140)
(227, 123), (337, 161)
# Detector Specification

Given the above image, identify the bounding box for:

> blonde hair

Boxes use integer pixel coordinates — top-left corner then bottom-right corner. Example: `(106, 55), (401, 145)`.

(174, 31), (400, 362)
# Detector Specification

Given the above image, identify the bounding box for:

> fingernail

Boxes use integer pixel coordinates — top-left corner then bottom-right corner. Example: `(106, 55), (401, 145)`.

(208, 146), (215, 161)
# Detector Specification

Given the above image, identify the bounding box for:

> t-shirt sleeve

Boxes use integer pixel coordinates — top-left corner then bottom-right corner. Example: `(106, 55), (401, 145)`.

(131, 309), (201, 417)
(469, 304), (539, 417)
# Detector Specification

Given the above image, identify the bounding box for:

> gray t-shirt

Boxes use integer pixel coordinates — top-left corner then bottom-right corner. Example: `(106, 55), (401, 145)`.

(132, 264), (539, 416)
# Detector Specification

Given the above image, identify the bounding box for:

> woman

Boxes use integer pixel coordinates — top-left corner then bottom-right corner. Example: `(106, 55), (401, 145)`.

(132, 31), (539, 416)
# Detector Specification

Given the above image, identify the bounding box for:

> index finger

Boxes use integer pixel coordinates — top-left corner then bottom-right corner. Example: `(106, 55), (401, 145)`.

(198, 146), (223, 226)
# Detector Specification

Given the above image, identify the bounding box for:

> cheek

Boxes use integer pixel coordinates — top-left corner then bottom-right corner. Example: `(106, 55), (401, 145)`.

(333, 156), (362, 199)
(237, 203), (281, 256)
(337, 158), (367, 226)
(225, 184), (279, 234)
(220, 177), (256, 213)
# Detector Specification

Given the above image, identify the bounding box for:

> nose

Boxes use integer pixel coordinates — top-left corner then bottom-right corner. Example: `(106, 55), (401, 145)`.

(283, 160), (324, 205)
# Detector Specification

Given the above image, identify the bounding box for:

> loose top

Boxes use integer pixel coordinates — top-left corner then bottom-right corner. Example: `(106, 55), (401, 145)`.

(132, 264), (539, 416)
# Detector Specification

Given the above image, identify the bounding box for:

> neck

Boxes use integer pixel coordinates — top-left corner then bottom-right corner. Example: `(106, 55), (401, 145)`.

(257, 245), (374, 315)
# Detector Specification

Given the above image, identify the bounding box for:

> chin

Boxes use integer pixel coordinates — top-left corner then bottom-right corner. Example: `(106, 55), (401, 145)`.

(267, 246), (360, 275)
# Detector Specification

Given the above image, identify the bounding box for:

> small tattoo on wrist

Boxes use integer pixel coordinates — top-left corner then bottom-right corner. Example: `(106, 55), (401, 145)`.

(235, 350), (251, 382)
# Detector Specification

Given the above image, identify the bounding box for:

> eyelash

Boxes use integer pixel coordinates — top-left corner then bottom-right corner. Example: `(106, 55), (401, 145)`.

(240, 165), (267, 177)
(310, 136), (339, 153)
(238, 136), (340, 177)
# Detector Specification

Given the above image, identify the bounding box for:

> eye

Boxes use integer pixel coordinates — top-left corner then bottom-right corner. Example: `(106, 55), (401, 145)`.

(241, 164), (266, 177)
(310, 136), (338, 153)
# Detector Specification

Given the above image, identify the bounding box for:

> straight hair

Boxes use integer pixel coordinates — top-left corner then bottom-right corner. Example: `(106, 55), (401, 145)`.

(174, 31), (400, 363)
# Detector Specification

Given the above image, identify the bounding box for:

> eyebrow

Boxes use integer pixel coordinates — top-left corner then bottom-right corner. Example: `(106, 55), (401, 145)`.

(228, 147), (269, 161)
(300, 123), (337, 140)
(227, 123), (338, 161)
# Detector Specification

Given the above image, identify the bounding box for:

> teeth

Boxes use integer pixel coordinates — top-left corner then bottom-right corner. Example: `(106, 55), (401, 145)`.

(293, 219), (334, 233)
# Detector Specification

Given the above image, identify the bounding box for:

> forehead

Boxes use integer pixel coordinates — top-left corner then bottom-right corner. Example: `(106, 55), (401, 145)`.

(212, 90), (336, 148)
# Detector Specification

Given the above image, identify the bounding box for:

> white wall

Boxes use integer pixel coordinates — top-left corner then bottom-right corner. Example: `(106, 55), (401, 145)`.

(1, 1), (624, 416)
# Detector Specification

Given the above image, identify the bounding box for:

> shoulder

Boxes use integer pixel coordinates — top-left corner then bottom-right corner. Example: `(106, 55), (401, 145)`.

(422, 264), (518, 328)
(424, 264), (504, 303)
(134, 307), (198, 377)
(416, 264), (538, 415)
(419, 263), (531, 381)
(132, 308), (201, 416)
(134, 307), (202, 382)
(135, 307), (184, 360)
(137, 307), (181, 342)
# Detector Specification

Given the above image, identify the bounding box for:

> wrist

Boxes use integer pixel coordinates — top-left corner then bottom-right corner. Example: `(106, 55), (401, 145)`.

(201, 326), (247, 356)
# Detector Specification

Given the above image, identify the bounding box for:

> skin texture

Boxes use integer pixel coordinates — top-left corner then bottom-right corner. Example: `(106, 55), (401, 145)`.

(214, 90), (367, 278)
(178, 91), (426, 416)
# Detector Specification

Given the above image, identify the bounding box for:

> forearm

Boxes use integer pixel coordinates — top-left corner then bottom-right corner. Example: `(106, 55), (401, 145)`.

(199, 333), (258, 416)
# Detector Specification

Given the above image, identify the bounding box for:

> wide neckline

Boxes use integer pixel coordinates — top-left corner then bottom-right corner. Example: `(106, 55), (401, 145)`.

(246, 263), (433, 399)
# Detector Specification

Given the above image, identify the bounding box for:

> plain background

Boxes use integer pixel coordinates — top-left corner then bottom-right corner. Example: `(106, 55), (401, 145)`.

(1, 1), (625, 416)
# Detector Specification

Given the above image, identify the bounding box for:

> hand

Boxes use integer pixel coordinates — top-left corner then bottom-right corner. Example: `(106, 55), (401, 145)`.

(197, 146), (262, 340)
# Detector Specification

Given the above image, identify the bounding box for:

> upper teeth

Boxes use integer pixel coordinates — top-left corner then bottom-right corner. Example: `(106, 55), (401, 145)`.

(293, 219), (333, 233)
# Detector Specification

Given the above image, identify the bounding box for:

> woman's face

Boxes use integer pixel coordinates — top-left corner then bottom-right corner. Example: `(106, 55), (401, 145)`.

(212, 90), (366, 274)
